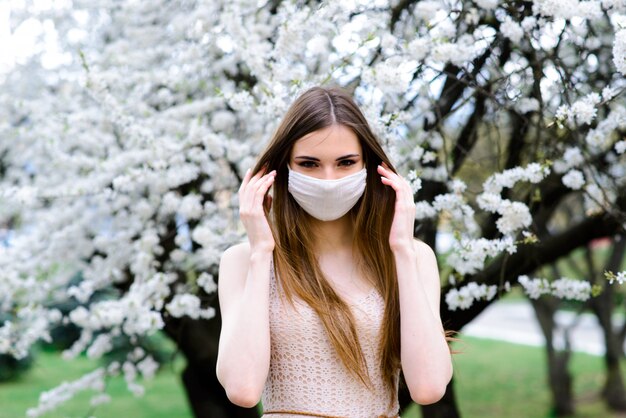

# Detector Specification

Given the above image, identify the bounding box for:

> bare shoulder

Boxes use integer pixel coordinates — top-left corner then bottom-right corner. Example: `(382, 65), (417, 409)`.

(412, 238), (436, 260)
(219, 241), (251, 291)
(221, 241), (251, 264)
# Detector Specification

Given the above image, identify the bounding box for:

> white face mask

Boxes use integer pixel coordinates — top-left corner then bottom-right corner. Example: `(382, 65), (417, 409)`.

(287, 167), (367, 221)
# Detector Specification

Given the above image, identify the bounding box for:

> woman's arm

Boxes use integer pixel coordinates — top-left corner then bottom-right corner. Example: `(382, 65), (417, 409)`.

(216, 242), (272, 407)
(216, 167), (276, 407)
(377, 162), (452, 404)
(395, 239), (453, 405)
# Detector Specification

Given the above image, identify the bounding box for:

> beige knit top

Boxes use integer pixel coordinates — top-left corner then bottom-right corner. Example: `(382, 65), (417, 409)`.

(260, 262), (401, 418)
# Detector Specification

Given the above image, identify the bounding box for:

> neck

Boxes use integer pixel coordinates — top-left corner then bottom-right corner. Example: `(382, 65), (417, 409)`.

(310, 214), (355, 254)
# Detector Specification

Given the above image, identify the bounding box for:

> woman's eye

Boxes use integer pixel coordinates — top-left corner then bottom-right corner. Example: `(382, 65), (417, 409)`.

(339, 159), (356, 166)
(298, 161), (317, 168)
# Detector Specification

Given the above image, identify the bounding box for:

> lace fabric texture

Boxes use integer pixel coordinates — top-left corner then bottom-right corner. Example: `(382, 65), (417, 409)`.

(261, 263), (401, 418)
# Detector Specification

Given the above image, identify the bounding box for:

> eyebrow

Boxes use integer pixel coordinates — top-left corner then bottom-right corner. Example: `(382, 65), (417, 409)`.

(294, 154), (361, 161)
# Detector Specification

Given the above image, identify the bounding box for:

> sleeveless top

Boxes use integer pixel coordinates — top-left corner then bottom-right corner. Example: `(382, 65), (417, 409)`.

(261, 262), (401, 418)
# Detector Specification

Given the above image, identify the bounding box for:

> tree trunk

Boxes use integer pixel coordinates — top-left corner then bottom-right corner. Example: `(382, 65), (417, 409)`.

(590, 237), (626, 411)
(530, 297), (575, 416)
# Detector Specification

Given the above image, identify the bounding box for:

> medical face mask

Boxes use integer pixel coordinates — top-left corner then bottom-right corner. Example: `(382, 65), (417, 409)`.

(287, 167), (367, 221)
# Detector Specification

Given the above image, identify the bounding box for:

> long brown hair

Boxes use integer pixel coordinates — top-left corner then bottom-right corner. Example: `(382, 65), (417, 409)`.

(252, 86), (400, 406)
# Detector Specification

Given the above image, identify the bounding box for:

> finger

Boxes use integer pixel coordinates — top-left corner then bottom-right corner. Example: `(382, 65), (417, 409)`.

(253, 172), (276, 209)
(239, 168), (253, 193)
(381, 174), (413, 204)
(377, 163), (400, 176)
(248, 165), (268, 187)
(249, 169), (275, 194)
(241, 166), (268, 200)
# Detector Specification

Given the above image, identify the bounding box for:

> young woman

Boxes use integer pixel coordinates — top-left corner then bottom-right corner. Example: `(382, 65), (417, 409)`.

(216, 86), (453, 418)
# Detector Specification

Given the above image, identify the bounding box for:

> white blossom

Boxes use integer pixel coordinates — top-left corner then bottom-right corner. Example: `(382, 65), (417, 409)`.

(495, 201), (532, 235)
(446, 282), (498, 311)
(562, 169), (585, 190)
(516, 97), (540, 113)
(518, 275), (551, 299)
(197, 272), (217, 294)
(86, 334), (113, 359)
(500, 17), (524, 44)
(406, 170), (423, 194)
(475, 0), (499, 10)
(1, 1), (625, 415)
(518, 275), (592, 301)
(179, 194), (204, 220)
(137, 355), (159, 379)
(553, 147), (584, 173)
(407, 37), (430, 61)
(26, 368), (106, 417)
(614, 29), (626, 75)
(414, 201), (437, 220)
(165, 293), (215, 320)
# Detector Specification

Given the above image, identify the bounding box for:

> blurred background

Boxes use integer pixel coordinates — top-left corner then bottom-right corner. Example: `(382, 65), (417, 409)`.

(1, 1), (625, 418)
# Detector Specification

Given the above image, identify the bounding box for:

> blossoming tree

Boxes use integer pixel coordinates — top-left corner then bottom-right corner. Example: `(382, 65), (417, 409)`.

(1, 1), (625, 417)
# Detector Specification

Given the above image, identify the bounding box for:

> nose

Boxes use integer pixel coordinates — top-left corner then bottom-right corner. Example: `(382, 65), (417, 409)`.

(321, 167), (341, 180)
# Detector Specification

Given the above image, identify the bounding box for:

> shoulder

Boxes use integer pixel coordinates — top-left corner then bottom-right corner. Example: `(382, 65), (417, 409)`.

(412, 238), (436, 261)
(411, 238), (441, 285)
(218, 242), (252, 310)
(219, 241), (252, 288)
(411, 238), (442, 310)
(221, 241), (251, 264)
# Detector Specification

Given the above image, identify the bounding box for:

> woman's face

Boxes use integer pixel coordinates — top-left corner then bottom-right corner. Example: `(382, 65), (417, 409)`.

(289, 124), (364, 179)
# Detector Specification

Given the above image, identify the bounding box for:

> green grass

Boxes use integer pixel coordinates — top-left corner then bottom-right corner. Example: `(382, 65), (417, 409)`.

(0, 347), (193, 418)
(401, 335), (626, 418)
(2, 336), (626, 418)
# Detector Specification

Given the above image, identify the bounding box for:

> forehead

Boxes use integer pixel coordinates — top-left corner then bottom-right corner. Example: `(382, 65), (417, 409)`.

(290, 125), (361, 158)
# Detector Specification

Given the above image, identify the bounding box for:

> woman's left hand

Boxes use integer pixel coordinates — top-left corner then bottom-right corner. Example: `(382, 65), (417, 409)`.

(378, 162), (416, 252)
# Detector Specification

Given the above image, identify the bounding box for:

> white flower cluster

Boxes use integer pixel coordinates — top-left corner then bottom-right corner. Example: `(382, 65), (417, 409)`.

(500, 16), (525, 44)
(475, 196), (529, 234)
(556, 92), (602, 126)
(432, 192), (480, 234)
(585, 106), (626, 152)
(406, 170), (423, 194)
(553, 147), (584, 173)
(26, 345), (161, 417)
(516, 97), (540, 114)
(26, 368), (106, 417)
(495, 201), (533, 235)
(518, 275), (592, 301)
(614, 29), (626, 76)
(561, 169), (585, 190)
(447, 236), (516, 275)
(475, 0), (499, 10)
(445, 281), (498, 311)
(1, 0), (625, 414)
(61, 272), (187, 362)
(165, 293), (215, 319)
(532, 0), (604, 20)
(197, 272), (218, 294)
(482, 163), (550, 195)
(0, 306), (61, 360)
(363, 59), (415, 96)
(476, 163), (549, 236)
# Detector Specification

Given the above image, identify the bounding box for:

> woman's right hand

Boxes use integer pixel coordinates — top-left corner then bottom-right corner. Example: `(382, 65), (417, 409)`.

(238, 166), (276, 254)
